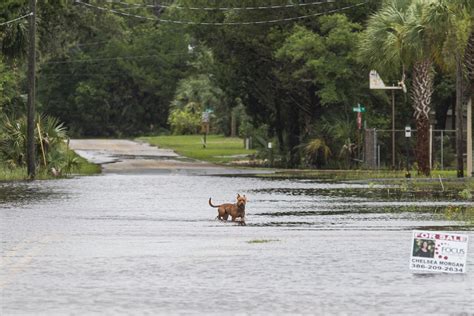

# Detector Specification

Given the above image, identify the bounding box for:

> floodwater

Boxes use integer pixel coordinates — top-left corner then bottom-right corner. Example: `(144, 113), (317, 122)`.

(1, 142), (473, 315)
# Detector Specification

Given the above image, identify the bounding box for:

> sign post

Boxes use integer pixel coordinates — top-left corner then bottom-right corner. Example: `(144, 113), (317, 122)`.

(201, 109), (212, 148)
(405, 125), (411, 178)
(353, 104), (366, 160)
(410, 230), (468, 274)
(369, 70), (405, 169)
(353, 104), (365, 130)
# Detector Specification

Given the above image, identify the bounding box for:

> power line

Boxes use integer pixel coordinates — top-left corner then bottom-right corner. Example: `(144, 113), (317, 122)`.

(75, 0), (368, 26)
(43, 52), (190, 64)
(44, 54), (175, 64)
(113, 0), (335, 11)
(0, 12), (33, 26)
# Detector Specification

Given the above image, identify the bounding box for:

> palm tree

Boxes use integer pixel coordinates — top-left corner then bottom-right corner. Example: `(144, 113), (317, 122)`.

(424, 0), (473, 177)
(359, 0), (444, 176)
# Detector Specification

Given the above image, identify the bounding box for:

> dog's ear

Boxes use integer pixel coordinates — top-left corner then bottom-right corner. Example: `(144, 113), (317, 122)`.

(237, 193), (241, 199)
(243, 194), (248, 201)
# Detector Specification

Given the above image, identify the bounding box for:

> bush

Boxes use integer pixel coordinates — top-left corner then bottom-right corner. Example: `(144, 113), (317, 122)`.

(0, 113), (73, 174)
(168, 106), (201, 135)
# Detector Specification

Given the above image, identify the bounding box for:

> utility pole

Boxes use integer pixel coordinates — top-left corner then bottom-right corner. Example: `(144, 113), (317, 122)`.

(391, 90), (395, 168)
(27, 0), (36, 179)
(369, 70), (405, 169)
(455, 55), (464, 178)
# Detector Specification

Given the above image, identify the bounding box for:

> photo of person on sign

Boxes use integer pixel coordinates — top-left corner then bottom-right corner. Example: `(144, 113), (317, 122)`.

(413, 239), (435, 258)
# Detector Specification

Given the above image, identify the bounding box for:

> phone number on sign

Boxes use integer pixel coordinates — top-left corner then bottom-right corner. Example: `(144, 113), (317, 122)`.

(411, 263), (464, 273)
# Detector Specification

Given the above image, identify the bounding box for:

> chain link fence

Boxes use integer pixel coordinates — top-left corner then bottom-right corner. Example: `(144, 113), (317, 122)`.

(364, 128), (459, 170)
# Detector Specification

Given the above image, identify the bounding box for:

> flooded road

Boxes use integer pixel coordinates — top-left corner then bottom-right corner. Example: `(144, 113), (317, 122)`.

(1, 140), (473, 315)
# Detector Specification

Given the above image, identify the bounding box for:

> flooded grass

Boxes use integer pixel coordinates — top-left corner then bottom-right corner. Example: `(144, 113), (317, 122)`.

(251, 186), (469, 201)
(0, 183), (57, 205)
(253, 169), (464, 180)
(256, 205), (446, 217)
(247, 239), (280, 244)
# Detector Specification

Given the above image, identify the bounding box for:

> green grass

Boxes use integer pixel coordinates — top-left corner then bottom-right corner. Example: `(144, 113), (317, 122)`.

(0, 166), (28, 181)
(72, 154), (101, 175)
(0, 150), (100, 181)
(138, 135), (256, 164)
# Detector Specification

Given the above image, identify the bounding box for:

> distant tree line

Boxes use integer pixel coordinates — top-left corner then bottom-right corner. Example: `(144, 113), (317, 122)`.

(1, 0), (472, 173)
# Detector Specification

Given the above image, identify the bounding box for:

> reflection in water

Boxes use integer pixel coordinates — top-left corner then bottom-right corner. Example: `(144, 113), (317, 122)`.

(0, 174), (472, 315)
(0, 183), (57, 206)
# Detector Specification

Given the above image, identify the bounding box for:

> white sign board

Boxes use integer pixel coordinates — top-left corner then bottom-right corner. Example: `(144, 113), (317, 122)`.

(369, 70), (387, 89)
(405, 126), (411, 138)
(410, 231), (468, 273)
(369, 70), (402, 90)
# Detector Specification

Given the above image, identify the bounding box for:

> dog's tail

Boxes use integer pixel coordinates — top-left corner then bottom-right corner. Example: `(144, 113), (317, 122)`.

(209, 197), (220, 208)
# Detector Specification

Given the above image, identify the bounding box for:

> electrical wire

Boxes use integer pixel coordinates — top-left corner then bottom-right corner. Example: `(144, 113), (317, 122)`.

(75, 0), (368, 25)
(113, 0), (335, 11)
(43, 54), (183, 64)
(0, 12), (33, 26)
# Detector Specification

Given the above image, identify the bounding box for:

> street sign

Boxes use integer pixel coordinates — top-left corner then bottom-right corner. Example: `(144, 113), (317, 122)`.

(353, 104), (366, 113)
(353, 107), (366, 113)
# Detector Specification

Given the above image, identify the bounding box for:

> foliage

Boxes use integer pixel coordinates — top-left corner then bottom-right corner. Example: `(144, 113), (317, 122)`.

(0, 0), (469, 172)
(0, 112), (71, 173)
(168, 74), (226, 134)
(302, 139), (332, 168)
(168, 105), (201, 135)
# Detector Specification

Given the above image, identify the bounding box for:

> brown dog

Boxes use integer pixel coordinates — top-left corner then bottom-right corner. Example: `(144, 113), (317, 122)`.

(209, 194), (247, 225)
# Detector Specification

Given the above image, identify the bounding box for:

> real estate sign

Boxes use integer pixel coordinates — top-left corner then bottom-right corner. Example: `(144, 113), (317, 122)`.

(410, 230), (468, 274)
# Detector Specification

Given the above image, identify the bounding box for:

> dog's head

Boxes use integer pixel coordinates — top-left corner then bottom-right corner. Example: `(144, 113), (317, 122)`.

(236, 194), (247, 208)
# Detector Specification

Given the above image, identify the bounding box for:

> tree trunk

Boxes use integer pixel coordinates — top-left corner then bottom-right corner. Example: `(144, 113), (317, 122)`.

(411, 59), (434, 176)
(463, 29), (473, 177)
(456, 53), (464, 177)
(464, 29), (474, 98)
(286, 103), (301, 168)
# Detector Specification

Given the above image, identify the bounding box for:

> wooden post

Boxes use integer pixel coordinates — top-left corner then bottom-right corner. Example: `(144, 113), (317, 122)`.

(26, 0), (36, 179)
(391, 90), (395, 169)
(230, 111), (236, 137)
(467, 98), (472, 177)
(455, 54), (464, 178)
(37, 123), (47, 167)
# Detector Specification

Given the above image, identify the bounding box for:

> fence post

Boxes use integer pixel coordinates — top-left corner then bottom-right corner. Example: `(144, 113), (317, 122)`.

(364, 128), (377, 169)
(374, 129), (377, 169)
(440, 130), (444, 170)
(429, 125), (433, 170)
(377, 145), (381, 169)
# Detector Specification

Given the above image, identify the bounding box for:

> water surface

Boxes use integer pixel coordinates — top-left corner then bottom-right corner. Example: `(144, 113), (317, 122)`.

(1, 173), (473, 315)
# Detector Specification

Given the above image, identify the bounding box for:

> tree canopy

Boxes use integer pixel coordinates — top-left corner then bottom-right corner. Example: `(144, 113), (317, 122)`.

(1, 0), (472, 170)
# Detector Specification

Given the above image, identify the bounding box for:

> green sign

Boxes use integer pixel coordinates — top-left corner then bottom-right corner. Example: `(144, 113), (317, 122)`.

(353, 104), (366, 113)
